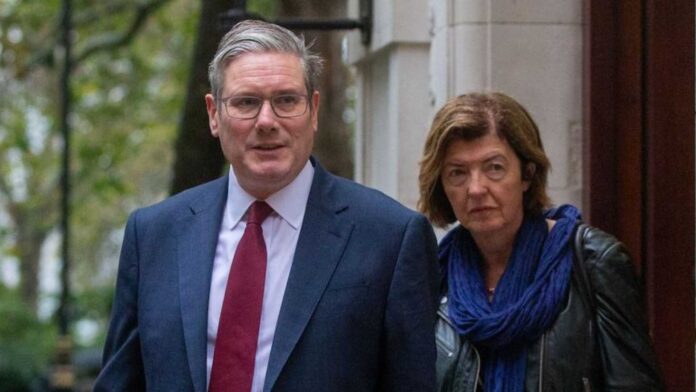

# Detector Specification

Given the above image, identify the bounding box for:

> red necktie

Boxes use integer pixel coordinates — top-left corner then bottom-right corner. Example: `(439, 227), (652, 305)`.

(210, 201), (273, 392)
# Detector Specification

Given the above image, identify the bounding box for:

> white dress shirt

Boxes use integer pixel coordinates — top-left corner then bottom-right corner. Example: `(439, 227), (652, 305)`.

(206, 161), (314, 392)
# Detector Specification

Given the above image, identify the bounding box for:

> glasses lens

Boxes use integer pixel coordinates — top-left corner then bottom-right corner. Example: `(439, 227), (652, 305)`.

(223, 95), (308, 119)
(272, 94), (307, 118)
(225, 96), (262, 119)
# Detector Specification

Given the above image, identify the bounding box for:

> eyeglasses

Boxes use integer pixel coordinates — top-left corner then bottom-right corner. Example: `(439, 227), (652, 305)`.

(219, 94), (309, 119)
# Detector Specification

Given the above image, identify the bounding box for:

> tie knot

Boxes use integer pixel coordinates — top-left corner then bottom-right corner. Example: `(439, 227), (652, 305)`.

(247, 201), (273, 225)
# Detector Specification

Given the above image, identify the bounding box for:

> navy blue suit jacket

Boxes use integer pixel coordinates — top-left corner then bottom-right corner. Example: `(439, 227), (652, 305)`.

(94, 160), (439, 391)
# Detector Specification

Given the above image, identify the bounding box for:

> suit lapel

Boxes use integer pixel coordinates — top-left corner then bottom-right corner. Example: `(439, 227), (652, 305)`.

(264, 164), (353, 392)
(177, 177), (228, 392)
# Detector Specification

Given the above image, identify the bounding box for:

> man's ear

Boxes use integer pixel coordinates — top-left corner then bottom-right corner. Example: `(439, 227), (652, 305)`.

(205, 94), (220, 137)
(310, 90), (320, 132)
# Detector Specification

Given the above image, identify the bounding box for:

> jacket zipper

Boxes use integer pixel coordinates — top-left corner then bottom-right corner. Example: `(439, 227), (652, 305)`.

(582, 377), (591, 391)
(538, 333), (546, 392)
(473, 346), (481, 392)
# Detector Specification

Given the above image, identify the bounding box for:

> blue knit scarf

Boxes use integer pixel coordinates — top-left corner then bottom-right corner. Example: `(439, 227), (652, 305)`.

(440, 204), (581, 392)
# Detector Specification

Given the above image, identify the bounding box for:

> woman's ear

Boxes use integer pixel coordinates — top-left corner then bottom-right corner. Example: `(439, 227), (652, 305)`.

(522, 162), (535, 192)
(523, 162), (536, 180)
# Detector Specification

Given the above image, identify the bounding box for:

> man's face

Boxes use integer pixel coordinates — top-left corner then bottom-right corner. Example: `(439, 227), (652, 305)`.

(206, 52), (319, 199)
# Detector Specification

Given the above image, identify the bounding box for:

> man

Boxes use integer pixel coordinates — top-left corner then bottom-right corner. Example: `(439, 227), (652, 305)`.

(94, 20), (438, 392)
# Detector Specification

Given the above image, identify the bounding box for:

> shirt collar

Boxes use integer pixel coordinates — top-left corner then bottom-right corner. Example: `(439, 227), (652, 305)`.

(226, 161), (315, 230)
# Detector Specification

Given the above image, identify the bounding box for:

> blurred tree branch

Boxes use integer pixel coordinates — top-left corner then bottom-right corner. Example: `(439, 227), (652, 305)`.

(24, 0), (172, 75)
(74, 0), (171, 63)
(0, 0), (178, 310)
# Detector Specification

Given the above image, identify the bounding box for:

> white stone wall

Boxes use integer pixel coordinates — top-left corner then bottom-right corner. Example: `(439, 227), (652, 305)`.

(430, 0), (584, 207)
(348, 0), (583, 210)
(346, 0), (432, 209)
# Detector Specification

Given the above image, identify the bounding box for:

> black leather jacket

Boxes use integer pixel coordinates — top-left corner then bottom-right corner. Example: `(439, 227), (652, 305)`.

(435, 224), (663, 391)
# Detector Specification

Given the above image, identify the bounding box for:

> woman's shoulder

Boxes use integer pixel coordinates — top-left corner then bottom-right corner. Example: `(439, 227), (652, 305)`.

(574, 223), (640, 295)
(575, 224), (630, 268)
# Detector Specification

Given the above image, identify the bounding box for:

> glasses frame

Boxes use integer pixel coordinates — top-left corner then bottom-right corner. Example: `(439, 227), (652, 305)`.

(218, 93), (310, 120)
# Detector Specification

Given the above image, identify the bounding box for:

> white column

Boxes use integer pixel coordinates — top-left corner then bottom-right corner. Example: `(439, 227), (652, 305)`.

(346, 0), (431, 209)
(348, 0), (584, 209)
(430, 0), (584, 207)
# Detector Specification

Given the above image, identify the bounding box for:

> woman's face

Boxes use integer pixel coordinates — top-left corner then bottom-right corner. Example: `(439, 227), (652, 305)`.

(441, 132), (530, 239)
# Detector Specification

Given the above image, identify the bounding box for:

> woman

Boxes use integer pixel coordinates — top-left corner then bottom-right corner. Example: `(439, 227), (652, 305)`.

(419, 92), (662, 391)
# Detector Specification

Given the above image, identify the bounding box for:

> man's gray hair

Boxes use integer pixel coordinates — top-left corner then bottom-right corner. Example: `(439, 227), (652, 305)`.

(208, 19), (324, 101)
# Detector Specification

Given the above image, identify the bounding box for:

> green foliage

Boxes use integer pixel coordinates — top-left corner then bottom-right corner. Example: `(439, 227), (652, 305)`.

(0, 0), (199, 381)
(248, 0), (277, 18)
(71, 284), (114, 348)
(1, 0), (199, 283)
(0, 288), (57, 391)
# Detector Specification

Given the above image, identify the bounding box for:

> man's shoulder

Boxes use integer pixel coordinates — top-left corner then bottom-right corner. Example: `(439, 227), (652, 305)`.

(131, 176), (227, 222)
(320, 172), (420, 222)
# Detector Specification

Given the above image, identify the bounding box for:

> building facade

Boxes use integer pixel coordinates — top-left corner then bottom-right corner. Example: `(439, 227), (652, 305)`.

(346, 0), (694, 390)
